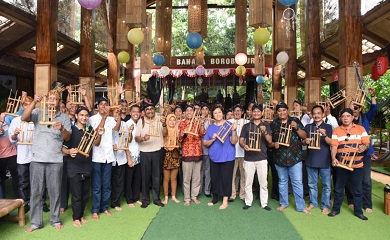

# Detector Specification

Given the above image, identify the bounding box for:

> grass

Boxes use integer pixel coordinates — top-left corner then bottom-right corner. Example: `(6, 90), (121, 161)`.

(1, 176), (390, 240)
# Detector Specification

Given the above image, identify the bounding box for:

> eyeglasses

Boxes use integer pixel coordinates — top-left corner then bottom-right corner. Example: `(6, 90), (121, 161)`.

(353, 106), (360, 111)
(345, 133), (351, 141)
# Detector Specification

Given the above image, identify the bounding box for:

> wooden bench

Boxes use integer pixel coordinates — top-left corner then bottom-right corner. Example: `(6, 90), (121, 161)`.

(0, 199), (25, 226)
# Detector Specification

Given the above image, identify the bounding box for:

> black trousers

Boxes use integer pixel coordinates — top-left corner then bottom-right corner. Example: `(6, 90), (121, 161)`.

(140, 149), (163, 205)
(60, 157), (69, 209)
(0, 155), (19, 198)
(17, 163), (30, 204)
(125, 163), (142, 204)
(210, 160), (235, 198)
(69, 174), (90, 221)
(111, 163), (125, 208)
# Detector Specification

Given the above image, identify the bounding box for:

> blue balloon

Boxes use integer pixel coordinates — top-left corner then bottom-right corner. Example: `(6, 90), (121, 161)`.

(153, 54), (165, 66)
(186, 32), (203, 49)
(256, 75), (264, 84)
(278, 0), (298, 6)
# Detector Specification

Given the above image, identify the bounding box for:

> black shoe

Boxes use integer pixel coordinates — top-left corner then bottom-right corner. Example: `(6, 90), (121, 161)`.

(43, 205), (50, 213)
(328, 211), (339, 217)
(228, 198), (235, 202)
(355, 214), (368, 221)
(263, 206), (272, 211)
(205, 193), (212, 198)
(141, 203), (149, 208)
(154, 202), (165, 207)
(243, 205), (251, 210)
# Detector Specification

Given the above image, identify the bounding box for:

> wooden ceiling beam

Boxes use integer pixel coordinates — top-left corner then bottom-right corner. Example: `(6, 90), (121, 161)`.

(57, 50), (80, 66)
(0, 30), (35, 56)
(362, 28), (389, 47)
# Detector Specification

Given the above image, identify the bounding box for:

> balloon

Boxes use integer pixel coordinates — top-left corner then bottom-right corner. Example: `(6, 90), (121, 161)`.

(195, 65), (205, 76)
(77, 0), (102, 10)
(153, 54), (165, 66)
(127, 28), (144, 45)
(235, 53), (248, 66)
(117, 51), (130, 64)
(256, 75), (264, 84)
(254, 28), (270, 45)
(276, 51), (289, 64)
(141, 74), (150, 82)
(194, 44), (203, 52)
(278, 0), (298, 6)
(186, 32), (203, 49)
(160, 66), (170, 77)
(236, 66), (246, 76)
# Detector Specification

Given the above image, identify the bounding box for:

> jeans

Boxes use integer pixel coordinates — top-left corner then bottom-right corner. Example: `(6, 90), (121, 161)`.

(275, 162), (305, 212)
(306, 166), (331, 209)
(91, 162), (112, 213)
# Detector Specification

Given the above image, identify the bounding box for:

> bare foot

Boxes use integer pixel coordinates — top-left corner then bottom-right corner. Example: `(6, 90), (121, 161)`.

(128, 203), (135, 208)
(219, 204), (228, 210)
(322, 208), (330, 214)
(306, 205), (315, 211)
(162, 196), (168, 205)
(172, 196), (180, 203)
(192, 198), (201, 204)
(25, 226), (37, 233)
(104, 210), (112, 216)
(81, 217), (88, 223)
(184, 200), (190, 206)
(92, 213), (99, 220)
(60, 208), (65, 214)
(277, 206), (287, 211)
(302, 209), (311, 214)
(365, 208), (373, 213)
(54, 224), (64, 230)
(207, 202), (214, 206)
(73, 220), (81, 227)
(136, 201), (142, 205)
(114, 206), (122, 211)
(348, 204), (354, 209)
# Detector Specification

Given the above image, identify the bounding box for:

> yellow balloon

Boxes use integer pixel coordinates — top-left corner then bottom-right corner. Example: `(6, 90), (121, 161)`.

(127, 28), (144, 45)
(254, 28), (270, 45)
(236, 66), (246, 76)
(194, 44), (203, 52)
(117, 51), (130, 63)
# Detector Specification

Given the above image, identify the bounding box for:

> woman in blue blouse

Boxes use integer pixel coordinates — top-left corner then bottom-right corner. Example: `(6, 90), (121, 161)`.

(203, 105), (238, 209)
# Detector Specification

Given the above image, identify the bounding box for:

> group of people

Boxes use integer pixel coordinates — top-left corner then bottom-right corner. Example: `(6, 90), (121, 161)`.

(0, 86), (378, 233)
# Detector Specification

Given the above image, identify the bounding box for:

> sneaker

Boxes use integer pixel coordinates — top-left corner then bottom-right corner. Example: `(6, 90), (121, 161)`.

(263, 206), (272, 211)
(242, 205), (251, 210)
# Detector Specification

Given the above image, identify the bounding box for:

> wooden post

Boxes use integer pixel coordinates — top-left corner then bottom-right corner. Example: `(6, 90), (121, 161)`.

(284, 4), (298, 108)
(124, 45), (135, 103)
(35, 0), (58, 94)
(79, 7), (95, 104)
(235, 0), (247, 54)
(304, 0), (321, 108)
(338, 0), (362, 106)
(106, 0), (118, 104)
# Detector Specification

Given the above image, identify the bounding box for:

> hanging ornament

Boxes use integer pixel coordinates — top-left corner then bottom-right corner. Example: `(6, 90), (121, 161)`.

(279, 0), (297, 39)
(235, 53), (248, 66)
(77, 0), (102, 10)
(197, 77), (203, 86)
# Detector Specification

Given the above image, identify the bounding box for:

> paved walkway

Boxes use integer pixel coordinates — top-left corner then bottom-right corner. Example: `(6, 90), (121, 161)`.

(371, 171), (390, 185)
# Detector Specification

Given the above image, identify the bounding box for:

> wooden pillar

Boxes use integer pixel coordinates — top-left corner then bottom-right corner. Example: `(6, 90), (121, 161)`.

(124, 45), (135, 102)
(35, 0), (58, 94)
(272, 2), (286, 102)
(284, 4), (298, 108)
(304, 0), (321, 108)
(79, 8), (95, 104)
(235, 0), (247, 54)
(106, 0), (118, 105)
(338, 0), (362, 106)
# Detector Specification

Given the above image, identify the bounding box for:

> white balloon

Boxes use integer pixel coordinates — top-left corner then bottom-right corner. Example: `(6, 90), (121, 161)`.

(160, 66), (170, 77)
(141, 74), (150, 82)
(276, 51), (289, 64)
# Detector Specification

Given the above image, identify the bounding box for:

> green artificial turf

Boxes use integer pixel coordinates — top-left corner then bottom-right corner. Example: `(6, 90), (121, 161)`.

(1, 177), (390, 240)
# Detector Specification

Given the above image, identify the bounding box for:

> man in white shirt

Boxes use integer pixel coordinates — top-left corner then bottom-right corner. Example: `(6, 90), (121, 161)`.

(88, 97), (121, 220)
(8, 96), (34, 213)
(228, 104), (248, 202)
